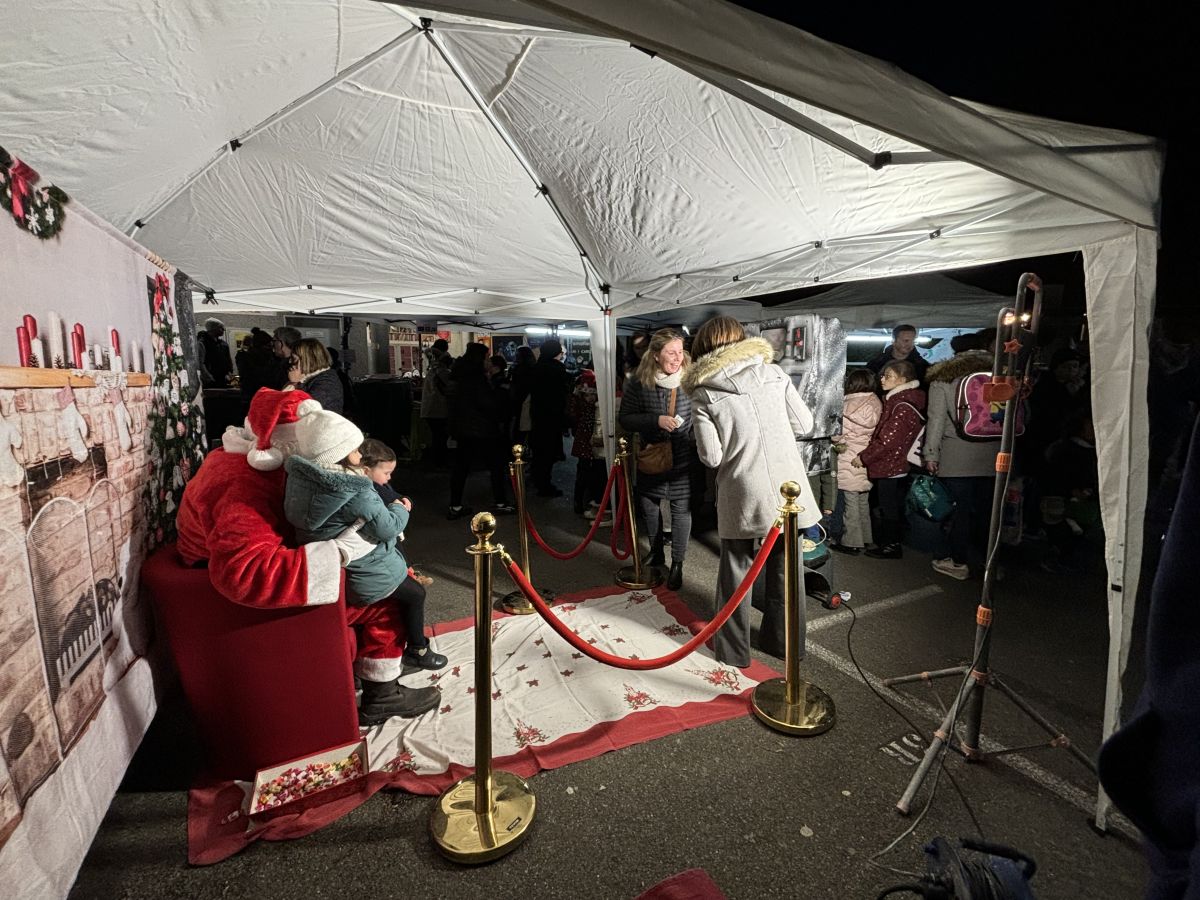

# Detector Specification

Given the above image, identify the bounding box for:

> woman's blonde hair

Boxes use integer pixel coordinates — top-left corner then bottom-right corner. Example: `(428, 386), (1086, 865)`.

(689, 316), (746, 362)
(292, 338), (331, 377)
(634, 329), (688, 388)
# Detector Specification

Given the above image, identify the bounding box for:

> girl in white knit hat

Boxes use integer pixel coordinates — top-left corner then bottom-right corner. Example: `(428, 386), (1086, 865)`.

(283, 408), (448, 721)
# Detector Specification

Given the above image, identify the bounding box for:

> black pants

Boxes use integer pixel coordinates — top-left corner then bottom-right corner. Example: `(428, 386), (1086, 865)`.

(530, 425), (564, 491)
(374, 574), (429, 650)
(874, 476), (908, 547)
(573, 457), (607, 511)
(424, 418), (448, 464)
(943, 476), (994, 567)
(450, 436), (509, 507)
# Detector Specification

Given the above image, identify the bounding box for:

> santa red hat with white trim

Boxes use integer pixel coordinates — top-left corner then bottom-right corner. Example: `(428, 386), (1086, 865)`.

(242, 388), (322, 471)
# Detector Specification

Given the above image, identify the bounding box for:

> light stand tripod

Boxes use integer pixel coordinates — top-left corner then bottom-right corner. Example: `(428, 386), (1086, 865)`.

(885, 272), (1097, 815)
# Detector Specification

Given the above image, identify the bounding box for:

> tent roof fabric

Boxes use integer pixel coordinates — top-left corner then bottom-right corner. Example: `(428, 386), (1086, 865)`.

(0, 0), (1161, 319)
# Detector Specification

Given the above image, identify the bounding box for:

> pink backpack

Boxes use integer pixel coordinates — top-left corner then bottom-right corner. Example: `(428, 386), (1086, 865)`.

(954, 372), (1025, 441)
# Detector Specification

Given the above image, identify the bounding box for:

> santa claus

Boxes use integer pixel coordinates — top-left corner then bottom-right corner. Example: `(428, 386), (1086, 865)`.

(176, 388), (439, 722)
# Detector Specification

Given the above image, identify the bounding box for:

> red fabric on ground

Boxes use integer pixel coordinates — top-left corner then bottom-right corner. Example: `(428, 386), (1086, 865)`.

(634, 868), (728, 900)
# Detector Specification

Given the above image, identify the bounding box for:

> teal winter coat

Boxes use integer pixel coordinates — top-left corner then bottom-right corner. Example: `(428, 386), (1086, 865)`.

(283, 455), (409, 604)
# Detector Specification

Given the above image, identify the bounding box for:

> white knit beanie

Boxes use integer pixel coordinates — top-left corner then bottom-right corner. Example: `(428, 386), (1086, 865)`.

(295, 409), (364, 468)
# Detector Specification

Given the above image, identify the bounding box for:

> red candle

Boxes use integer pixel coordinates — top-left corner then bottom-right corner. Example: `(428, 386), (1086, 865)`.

(16, 326), (31, 367)
(110, 329), (120, 356)
(71, 331), (84, 368)
(23, 315), (37, 339)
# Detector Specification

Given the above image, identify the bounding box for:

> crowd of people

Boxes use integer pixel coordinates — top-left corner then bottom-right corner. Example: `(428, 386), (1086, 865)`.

(179, 312), (1098, 724)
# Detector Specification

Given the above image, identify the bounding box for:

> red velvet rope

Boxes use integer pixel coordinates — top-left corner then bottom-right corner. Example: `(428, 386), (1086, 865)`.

(502, 523), (783, 671)
(609, 471), (631, 560)
(520, 463), (622, 561)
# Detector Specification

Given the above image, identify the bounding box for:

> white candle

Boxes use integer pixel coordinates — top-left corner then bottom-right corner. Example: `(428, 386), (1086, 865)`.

(128, 340), (140, 373)
(92, 343), (104, 370)
(48, 312), (64, 368)
(31, 337), (45, 367)
(110, 354), (122, 373)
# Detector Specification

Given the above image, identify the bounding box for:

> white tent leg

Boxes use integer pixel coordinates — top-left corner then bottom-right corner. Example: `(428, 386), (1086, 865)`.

(588, 304), (619, 469)
(1081, 226), (1156, 829)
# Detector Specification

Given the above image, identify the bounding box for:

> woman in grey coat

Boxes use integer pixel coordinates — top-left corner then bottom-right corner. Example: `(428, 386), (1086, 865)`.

(923, 333), (999, 580)
(618, 329), (692, 590)
(683, 317), (820, 668)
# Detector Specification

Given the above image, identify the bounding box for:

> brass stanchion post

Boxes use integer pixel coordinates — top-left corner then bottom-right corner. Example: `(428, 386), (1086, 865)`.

(431, 513), (536, 863)
(752, 482), (836, 736)
(615, 437), (664, 589)
(501, 445), (539, 614)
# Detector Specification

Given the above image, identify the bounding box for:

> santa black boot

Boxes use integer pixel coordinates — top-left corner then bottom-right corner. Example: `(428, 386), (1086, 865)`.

(358, 679), (439, 726)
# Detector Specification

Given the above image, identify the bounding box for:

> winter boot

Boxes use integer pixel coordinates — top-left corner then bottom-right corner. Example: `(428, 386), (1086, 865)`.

(401, 643), (448, 671)
(358, 679), (440, 726)
(667, 560), (684, 591)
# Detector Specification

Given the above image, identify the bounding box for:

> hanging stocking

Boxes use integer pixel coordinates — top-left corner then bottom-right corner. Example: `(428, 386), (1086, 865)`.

(0, 413), (24, 487)
(56, 385), (89, 462)
(108, 388), (132, 453)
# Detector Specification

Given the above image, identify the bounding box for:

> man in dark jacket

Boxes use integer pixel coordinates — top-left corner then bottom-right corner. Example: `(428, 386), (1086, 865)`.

(529, 338), (574, 497)
(445, 343), (515, 519)
(866, 324), (930, 386)
(198, 318), (234, 386)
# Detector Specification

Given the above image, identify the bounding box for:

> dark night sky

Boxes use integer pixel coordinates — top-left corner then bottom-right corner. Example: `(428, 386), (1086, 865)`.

(725, 2), (1197, 314)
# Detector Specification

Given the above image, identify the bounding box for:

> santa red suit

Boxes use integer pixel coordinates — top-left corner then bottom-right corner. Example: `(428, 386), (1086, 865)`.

(177, 389), (438, 722)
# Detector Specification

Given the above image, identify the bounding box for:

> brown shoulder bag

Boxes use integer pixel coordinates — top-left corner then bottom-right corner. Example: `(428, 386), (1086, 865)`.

(637, 388), (676, 475)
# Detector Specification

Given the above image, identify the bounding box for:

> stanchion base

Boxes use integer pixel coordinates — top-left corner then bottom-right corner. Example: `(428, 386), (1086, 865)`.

(752, 677), (836, 736)
(430, 771), (537, 864)
(499, 588), (556, 615)
(615, 565), (665, 590)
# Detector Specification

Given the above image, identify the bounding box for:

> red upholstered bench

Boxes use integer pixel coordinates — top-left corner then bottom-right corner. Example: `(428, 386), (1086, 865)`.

(142, 545), (360, 780)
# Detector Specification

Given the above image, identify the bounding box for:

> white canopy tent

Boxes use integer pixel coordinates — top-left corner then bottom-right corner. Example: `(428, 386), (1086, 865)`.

(0, 0), (1161, 826)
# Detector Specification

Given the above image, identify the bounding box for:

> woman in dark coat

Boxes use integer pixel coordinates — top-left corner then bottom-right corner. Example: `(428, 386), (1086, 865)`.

(446, 342), (514, 519)
(509, 345), (537, 446)
(287, 338), (344, 414)
(618, 328), (692, 589)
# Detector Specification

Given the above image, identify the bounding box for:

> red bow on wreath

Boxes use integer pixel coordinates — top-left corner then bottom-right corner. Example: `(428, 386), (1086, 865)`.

(7, 158), (39, 222)
(152, 273), (173, 318)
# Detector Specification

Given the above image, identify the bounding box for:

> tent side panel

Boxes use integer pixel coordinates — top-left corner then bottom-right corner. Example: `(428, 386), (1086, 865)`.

(1081, 227), (1155, 827)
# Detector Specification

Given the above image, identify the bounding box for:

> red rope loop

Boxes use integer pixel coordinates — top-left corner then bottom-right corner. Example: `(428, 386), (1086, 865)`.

(503, 523), (783, 671)
(521, 463), (622, 560)
(609, 469), (632, 560)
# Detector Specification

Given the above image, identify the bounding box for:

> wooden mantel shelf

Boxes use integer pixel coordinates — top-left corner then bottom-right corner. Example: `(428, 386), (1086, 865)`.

(0, 366), (152, 389)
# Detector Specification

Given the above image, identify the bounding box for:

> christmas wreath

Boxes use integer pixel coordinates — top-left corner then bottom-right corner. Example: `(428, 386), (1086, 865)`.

(0, 145), (69, 240)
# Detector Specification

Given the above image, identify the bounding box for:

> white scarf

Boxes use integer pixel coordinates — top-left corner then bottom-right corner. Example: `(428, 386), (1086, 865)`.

(654, 370), (682, 390)
(885, 379), (920, 399)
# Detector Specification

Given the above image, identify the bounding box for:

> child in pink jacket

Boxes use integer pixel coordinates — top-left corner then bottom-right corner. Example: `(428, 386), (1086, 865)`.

(832, 369), (882, 553)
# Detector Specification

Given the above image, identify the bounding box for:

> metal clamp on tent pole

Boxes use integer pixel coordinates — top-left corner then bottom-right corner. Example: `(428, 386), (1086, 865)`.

(431, 513), (536, 863)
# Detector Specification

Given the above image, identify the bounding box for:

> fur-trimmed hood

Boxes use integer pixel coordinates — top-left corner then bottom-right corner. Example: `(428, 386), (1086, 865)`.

(927, 349), (992, 384)
(682, 337), (775, 395)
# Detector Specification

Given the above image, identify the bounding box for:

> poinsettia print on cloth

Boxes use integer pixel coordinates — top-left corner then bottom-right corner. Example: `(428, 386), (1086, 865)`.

(685, 666), (743, 693)
(362, 588), (774, 787)
(622, 683), (658, 710)
(382, 751), (417, 774)
(513, 719), (548, 748)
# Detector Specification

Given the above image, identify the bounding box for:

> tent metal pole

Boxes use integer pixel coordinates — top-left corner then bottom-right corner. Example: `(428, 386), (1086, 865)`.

(237, 27), (421, 144)
(127, 27), (419, 236)
(420, 20), (612, 298)
(127, 146), (229, 235)
(659, 55), (883, 169)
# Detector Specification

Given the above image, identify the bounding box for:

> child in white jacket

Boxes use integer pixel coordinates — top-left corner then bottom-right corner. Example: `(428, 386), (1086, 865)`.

(832, 369), (882, 553)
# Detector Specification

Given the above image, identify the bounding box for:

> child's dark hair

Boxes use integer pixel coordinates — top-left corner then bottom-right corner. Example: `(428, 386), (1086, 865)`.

(844, 367), (877, 394)
(359, 438), (396, 468)
(881, 358), (917, 382)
